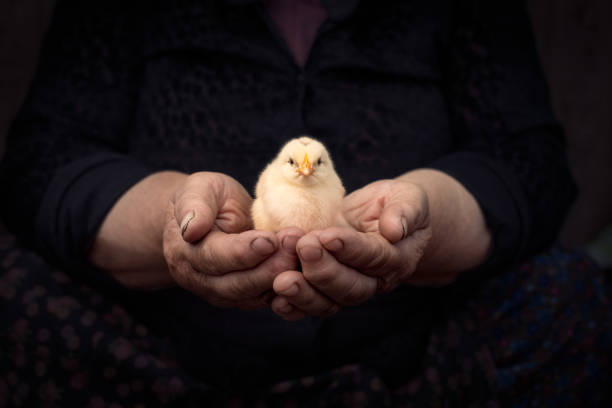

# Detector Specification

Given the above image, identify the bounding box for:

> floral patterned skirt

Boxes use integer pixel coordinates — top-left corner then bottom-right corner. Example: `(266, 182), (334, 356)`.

(1, 230), (611, 407)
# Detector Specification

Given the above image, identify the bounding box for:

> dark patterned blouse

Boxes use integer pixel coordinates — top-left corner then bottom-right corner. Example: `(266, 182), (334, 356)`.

(0, 0), (575, 270)
(1, 1), (602, 403)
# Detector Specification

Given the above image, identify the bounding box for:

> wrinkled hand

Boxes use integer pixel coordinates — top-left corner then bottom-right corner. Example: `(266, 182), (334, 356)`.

(271, 179), (432, 320)
(162, 172), (300, 309)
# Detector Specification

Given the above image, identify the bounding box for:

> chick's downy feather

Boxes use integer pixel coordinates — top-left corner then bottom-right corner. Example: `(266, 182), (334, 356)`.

(252, 136), (345, 232)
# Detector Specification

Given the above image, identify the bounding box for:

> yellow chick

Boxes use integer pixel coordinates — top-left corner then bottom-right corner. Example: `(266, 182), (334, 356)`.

(252, 136), (345, 232)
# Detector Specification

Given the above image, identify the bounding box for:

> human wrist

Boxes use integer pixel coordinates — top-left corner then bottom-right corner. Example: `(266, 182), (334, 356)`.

(396, 168), (491, 276)
(89, 170), (187, 288)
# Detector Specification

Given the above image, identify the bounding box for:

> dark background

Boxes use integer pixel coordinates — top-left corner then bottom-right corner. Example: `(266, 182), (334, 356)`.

(1, 0), (610, 247)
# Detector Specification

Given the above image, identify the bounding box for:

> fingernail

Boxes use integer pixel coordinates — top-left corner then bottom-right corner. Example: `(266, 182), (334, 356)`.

(401, 217), (408, 240)
(324, 238), (344, 252)
(180, 211), (195, 237)
(251, 237), (275, 254)
(279, 283), (299, 297)
(299, 246), (322, 262)
(282, 235), (299, 252)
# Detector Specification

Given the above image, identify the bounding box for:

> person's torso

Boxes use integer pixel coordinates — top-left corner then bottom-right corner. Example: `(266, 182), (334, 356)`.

(127, 0), (454, 194)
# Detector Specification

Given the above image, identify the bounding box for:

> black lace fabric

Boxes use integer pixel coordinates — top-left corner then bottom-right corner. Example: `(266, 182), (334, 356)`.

(0, 1), (608, 406)
(0, 0), (575, 267)
(437, 1), (576, 261)
(2, 1), (573, 268)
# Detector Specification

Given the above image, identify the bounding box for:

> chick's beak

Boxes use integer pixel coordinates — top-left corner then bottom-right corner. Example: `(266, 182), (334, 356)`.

(297, 153), (313, 176)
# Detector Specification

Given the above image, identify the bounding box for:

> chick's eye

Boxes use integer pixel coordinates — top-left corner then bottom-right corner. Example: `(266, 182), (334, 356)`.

(317, 158), (322, 165)
(288, 158), (295, 165)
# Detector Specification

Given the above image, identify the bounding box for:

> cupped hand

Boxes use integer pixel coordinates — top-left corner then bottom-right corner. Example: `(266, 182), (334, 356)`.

(162, 172), (302, 309)
(271, 179), (433, 320)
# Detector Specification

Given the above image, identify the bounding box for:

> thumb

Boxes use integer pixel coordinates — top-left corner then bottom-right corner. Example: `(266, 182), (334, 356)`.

(174, 190), (221, 244)
(379, 188), (429, 244)
(174, 173), (223, 243)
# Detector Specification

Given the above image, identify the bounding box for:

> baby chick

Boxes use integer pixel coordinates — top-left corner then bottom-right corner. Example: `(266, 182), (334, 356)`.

(252, 136), (345, 232)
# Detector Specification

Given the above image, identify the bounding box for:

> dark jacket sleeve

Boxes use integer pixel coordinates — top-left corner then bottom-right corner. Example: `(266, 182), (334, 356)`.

(430, 0), (577, 266)
(0, 1), (153, 268)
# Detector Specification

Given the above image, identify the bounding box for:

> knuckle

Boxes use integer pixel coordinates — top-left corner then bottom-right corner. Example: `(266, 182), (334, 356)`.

(352, 219), (367, 233)
(341, 277), (370, 305)
(177, 267), (211, 298)
(163, 243), (188, 280)
(200, 244), (222, 275)
(367, 250), (389, 271)
(243, 271), (267, 297)
(226, 276), (248, 299)
(304, 267), (335, 287)
(268, 257), (295, 275)
(162, 244), (178, 268)
(188, 171), (211, 187)
(230, 243), (253, 270)
(363, 246), (396, 274)
(260, 264), (283, 286)
(162, 229), (181, 261)
(188, 269), (209, 291)
(178, 190), (203, 209)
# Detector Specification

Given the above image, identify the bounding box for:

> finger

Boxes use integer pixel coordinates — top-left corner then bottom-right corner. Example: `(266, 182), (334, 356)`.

(164, 207), (285, 308)
(273, 270), (339, 317)
(319, 227), (401, 275)
(320, 227), (426, 292)
(297, 234), (377, 305)
(270, 296), (308, 321)
(275, 227), (306, 256)
(174, 188), (221, 244)
(174, 173), (255, 242)
(201, 229), (302, 305)
(379, 185), (429, 244)
(188, 229), (279, 275)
